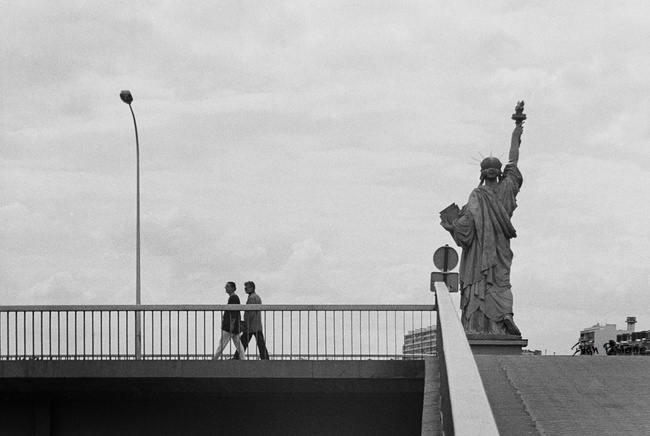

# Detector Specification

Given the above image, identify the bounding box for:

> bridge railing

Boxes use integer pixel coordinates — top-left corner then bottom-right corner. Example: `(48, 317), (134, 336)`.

(0, 305), (435, 361)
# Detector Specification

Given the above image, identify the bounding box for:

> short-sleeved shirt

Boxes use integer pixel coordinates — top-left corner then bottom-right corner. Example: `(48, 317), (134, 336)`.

(221, 293), (241, 333)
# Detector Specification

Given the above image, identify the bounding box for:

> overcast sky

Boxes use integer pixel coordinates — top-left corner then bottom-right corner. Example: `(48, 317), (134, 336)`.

(2, 1), (649, 355)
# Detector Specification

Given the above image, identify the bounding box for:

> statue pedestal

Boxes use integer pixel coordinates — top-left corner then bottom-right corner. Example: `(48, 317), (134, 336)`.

(466, 334), (528, 355)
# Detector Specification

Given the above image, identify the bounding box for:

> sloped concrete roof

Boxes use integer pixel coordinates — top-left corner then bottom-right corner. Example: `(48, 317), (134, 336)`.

(475, 355), (650, 436)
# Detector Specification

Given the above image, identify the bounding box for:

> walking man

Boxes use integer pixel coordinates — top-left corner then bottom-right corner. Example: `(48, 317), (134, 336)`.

(213, 282), (247, 360)
(234, 281), (270, 360)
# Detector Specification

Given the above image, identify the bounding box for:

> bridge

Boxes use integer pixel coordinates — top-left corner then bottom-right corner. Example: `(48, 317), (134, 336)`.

(2, 284), (649, 435)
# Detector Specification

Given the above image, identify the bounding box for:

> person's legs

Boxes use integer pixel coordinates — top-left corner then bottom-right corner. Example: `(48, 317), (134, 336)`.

(233, 332), (252, 359)
(213, 330), (231, 359)
(231, 334), (247, 360)
(254, 331), (269, 360)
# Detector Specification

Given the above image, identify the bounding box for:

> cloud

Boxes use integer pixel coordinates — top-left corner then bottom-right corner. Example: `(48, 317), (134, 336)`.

(3, 1), (650, 355)
(22, 271), (84, 304)
(257, 238), (331, 301)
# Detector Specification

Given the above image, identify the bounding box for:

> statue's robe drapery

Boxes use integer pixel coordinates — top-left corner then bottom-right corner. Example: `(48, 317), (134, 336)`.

(450, 164), (522, 334)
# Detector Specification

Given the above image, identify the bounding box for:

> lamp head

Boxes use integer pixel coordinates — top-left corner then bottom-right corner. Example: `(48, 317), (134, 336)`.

(120, 90), (133, 104)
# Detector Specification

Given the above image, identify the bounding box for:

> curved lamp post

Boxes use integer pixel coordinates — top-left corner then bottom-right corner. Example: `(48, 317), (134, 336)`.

(120, 90), (142, 359)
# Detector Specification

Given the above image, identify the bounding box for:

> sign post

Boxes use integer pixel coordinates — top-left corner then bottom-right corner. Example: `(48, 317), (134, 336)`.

(431, 244), (459, 293)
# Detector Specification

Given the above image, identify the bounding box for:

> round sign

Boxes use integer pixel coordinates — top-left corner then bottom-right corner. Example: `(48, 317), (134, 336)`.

(433, 245), (459, 271)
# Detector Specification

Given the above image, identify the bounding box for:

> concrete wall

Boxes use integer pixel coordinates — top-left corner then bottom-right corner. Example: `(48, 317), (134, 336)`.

(0, 360), (430, 436)
(3, 395), (424, 436)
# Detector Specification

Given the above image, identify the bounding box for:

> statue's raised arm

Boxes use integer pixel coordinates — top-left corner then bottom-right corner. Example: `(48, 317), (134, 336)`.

(509, 101), (526, 166)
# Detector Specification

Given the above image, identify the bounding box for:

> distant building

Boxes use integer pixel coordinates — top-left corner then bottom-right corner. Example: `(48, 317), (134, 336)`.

(403, 325), (436, 358)
(403, 326), (541, 357)
(615, 317), (649, 355)
(577, 316), (649, 355)
(578, 323), (620, 354)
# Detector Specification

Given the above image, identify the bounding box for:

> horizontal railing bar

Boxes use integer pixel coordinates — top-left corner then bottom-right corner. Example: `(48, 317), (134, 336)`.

(0, 304), (436, 312)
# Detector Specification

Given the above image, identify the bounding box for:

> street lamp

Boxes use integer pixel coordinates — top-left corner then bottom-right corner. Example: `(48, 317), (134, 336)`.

(120, 90), (142, 359)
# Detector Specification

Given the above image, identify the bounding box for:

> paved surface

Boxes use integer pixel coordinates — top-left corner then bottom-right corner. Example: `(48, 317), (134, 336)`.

(475, 355), (650, 436)
(474, 355), (539, 435)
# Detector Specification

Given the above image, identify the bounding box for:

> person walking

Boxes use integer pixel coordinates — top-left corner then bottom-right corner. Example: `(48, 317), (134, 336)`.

(233, 281), (270, 360)
(213, 282), (247, 360)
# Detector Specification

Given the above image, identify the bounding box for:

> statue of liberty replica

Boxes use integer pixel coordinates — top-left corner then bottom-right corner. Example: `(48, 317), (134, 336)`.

(440, 102), (526, 336)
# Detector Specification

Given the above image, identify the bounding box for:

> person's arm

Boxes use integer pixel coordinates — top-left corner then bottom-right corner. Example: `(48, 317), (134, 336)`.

(250, 294), (262, 331)
(509, 123), (523, 165)
(242, 294), (253, 331)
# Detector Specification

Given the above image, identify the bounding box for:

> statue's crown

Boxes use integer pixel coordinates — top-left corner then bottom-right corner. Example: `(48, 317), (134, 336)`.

(480, 157), (502, 170)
